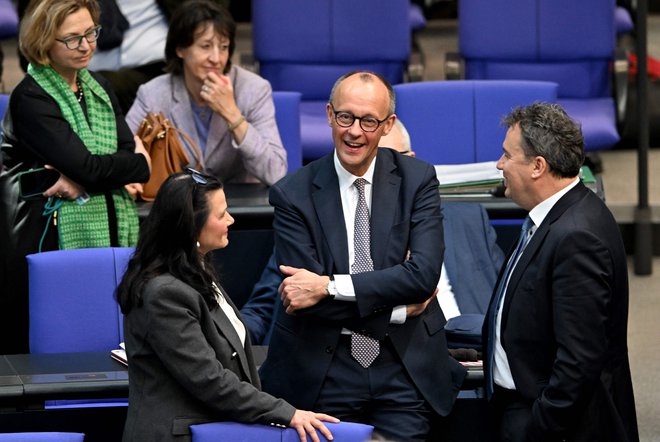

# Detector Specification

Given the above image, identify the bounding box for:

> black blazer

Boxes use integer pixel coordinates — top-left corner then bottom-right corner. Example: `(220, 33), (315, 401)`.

(260, 149), (466, 416)
(122, 275), (295, 442)
(483, 182), (639, 441)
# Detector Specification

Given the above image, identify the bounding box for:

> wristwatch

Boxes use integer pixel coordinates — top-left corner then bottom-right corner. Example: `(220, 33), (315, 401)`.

(326, 276), (338, 298)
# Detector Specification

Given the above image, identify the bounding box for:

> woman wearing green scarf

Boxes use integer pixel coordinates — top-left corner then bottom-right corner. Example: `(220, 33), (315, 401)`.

(0, 0), (151, 355)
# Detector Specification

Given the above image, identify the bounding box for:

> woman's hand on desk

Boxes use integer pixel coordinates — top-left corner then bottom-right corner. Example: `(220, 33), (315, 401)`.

(290, 409), (339, 442)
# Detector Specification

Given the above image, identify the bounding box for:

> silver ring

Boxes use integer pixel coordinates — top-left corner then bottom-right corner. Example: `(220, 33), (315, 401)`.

(202, 85), (209, 93)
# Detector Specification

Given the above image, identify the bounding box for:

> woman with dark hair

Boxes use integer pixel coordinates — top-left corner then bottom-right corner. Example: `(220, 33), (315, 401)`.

(125, 0), (287, 187)
(117, 169), (337, 442)
(0, 0), (150, 354)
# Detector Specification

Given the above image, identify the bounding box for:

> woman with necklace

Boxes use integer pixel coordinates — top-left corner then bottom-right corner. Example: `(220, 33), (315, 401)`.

(0, 0), (151, 355)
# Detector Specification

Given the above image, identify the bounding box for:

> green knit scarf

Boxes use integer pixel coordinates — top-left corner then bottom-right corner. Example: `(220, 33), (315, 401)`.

(28, 64), (139, 249)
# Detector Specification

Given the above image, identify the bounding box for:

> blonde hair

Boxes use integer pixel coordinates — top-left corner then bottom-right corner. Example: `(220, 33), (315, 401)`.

(20, 0), (100, 66)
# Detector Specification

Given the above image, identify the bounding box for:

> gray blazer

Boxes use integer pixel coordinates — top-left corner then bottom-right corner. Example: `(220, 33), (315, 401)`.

(122, 274), (295, 442)
(125, 66), (287, 185)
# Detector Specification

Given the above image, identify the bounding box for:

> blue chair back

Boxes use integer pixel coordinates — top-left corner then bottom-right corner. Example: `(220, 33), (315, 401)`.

(0, 94), (9, 123)
(458, 0), (619, 151)
(393, 80), (557, 164)
(272, 91), (302, 174)
(191, 421), (374, 442)
(252, 0), (411, 162)
(27, 247), (134, 353)
(0, 0), (18, 40)
(0, 433), (84, 442)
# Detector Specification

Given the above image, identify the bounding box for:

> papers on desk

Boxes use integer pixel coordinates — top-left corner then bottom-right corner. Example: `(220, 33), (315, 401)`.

(110, 342), (127, 366)
(434, 162), (597, 196)
(435, 161), (503, 195)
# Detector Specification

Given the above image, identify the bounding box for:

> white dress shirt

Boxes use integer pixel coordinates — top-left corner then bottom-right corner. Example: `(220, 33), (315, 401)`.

(494, 177), (580, 389)
(331, 152), (407, 324)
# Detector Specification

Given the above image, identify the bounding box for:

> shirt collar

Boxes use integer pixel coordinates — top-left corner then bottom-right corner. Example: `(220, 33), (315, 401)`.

(333, 151), (377, 190)
(528, 177), (580, 228)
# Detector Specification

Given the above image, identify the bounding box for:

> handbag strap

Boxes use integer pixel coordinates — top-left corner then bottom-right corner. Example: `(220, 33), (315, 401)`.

(173, 126), (204, 170)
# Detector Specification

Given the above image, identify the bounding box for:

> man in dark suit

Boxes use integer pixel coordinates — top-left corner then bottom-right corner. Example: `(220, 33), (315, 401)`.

(483, 102), (639, 442)
(242, 118), (505, 344)
(260, 71), (466, 441)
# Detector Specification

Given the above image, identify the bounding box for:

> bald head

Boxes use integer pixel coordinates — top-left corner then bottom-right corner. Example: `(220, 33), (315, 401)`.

(378, 119), (415, 157)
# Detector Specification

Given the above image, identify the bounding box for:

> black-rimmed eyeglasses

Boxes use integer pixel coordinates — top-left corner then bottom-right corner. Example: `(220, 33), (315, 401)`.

(329, 103), (389, 132)
(56, 25), (102, 50)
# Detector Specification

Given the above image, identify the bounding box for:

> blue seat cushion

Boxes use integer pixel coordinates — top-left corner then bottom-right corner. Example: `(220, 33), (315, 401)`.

(558, 98), (620, 151)
(445, 313), (484, 350)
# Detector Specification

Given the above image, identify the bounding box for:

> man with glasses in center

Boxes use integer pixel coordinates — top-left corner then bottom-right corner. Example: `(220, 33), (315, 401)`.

(260, 71), (466, 441)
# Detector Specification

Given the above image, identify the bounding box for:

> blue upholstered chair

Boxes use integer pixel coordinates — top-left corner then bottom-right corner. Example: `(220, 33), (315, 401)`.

(191, 421), (374, 442)
(252, 0), (412, 163)
(457, 0), (621, 151)
(0, 0), (18, 40)
(272, 91), (302, 174)
(27, 247), (133, 409)
(393, 80), (558, 165)
(27, 247), (134, 354)
(0, 433), (84, 442)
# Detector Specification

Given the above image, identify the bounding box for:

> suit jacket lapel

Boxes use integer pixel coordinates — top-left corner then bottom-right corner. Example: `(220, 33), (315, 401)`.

(370, 152), (401, 270)
(210, 284), (253, 383)
(501, 183), (590, 324)
(312, 156), (350, 273)
(168, 76), (207, 167)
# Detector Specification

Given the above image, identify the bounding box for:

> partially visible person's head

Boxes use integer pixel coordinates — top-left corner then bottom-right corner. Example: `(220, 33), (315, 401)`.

(165, 0), (236, 76)
(327, 71), (396, 176)
(20, 0), (100, 67)
(497, 102), (585, 209)
(378, 118), (415, 157)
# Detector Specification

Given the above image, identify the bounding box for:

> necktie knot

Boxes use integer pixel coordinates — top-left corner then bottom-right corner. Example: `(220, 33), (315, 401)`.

(520, 216), (534, 244)
(354, 178), (367, 194)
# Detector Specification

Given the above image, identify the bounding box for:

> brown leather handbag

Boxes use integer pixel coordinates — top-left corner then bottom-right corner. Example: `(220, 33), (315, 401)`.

(136, 112), (202, 201)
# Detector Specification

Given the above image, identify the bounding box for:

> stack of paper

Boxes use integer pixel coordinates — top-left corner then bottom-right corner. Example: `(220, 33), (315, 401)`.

(435, 161), (503, 195)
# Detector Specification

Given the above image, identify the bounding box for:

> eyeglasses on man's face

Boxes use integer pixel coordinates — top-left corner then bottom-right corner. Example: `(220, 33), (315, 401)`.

(329, 103), (389, 133)
(56, 25), (102, 50)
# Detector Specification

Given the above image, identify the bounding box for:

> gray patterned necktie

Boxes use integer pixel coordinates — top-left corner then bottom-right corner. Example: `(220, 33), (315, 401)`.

(350, 178), (379, 368)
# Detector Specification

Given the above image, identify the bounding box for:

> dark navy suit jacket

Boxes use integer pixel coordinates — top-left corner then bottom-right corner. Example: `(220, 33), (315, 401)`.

(241, 202), (505, 344)
(483, 183), (638, 441)
(259, 149), (465, 416)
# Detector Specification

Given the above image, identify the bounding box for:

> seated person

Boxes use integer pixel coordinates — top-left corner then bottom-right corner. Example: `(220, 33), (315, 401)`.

(87, 0), (172, 113)
(125, 0), (287, 187)
(241, 120), (505, 345)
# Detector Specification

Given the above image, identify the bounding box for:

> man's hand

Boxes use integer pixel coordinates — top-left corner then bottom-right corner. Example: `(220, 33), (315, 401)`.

(406, 287), (438, 318)
(279, 265), (330, 314)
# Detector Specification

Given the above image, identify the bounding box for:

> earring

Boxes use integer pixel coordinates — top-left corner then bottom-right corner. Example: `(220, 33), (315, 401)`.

(196, 241), (201, 248)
